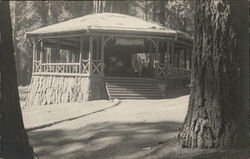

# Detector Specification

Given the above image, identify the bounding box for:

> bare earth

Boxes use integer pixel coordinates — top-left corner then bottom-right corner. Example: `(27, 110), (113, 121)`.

(22, 92), (248, 159)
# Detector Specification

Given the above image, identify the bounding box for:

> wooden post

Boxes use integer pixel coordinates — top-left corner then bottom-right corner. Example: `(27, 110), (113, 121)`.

(101, 36), (105, 75)
(184, 48), (187, 68)
(40, 40), (44, 63)
(177, 49), (180, 67)
(149, 40), (153, 67)
(165, 40), (170, 64)
(155, 39), (159, 76)
(56, 40), (60, 63)
(32, 40), (37, 72)
(96, 37), (100, 60)
(79, 36), (83, 73)
(89, 36), (93, 75)
(171, 41), (174, 65)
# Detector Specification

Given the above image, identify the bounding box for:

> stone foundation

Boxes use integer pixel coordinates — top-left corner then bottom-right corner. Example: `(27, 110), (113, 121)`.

(25, 75), (106, 106)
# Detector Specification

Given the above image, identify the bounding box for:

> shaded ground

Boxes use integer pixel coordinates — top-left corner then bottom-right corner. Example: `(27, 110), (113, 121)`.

(26, 95), (188, 159)
(23, 90), (248, 159)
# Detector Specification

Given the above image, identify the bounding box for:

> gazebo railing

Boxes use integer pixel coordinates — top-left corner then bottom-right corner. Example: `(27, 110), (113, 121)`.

(92, 59), (101, 75)
(33, 59), (102, 75)
(172, 67), (191, 78)
(40, 63), (80, 74)
(33, 60), (41, 72)
(157, 63), (191, 79)
(80, 59), (90, 74)
(157, 63), (173, 77)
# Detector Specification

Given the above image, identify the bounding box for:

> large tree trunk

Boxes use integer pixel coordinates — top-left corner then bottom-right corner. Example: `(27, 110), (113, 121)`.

(0, 2), (34, 158)
(11, 1), (21, 85)
(179, 0), (248, 149)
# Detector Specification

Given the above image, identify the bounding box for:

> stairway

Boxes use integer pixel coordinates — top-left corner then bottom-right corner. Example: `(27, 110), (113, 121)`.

(105, 76), (164, 100)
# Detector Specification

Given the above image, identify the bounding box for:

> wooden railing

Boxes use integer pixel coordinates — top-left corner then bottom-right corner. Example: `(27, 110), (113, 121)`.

(41, 63), (80, 74)
(33, 59), (102, 76)
(172, 67), (191, 79)
(80, 59), (90, 74)
(157, 63), (173, 77)
(33, 60), (41, 72)
(157, 63), (191, 79)
(92, 59), (101, 75)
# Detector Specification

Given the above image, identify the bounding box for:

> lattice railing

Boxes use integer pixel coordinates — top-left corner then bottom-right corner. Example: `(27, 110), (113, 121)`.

(33, 60), (41, 72)
(92, 59), (101, 75)
(157, 63), (191, 79)
(172, 67), (191, 78)
(81, 59), (90, 74)
(157, 63), (173, 77)
(40, 63), (80, 74)
(33, 59), (102, 76)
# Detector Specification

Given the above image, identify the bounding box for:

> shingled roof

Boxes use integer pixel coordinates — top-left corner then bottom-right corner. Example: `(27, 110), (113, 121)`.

(27, 13), (180, 37)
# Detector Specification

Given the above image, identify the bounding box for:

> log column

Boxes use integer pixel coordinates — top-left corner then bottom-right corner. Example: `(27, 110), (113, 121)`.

(32, 40), (37, 72)
(184, 48), (187, 68)
(155, 39), (159, 76)
(55, 40), (60, 63)
(177, 49), (180, 67)
(165, 40), (170, 64)
(40, 40), (44, 63)
(89, 35), (93, 75)
(171, 41), (174, 65)
(101, 36), (105, 75)
(79, 36), (83, 73)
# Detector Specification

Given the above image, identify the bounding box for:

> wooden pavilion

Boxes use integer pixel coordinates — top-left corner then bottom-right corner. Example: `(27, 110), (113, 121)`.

(25, 13), (193, 105)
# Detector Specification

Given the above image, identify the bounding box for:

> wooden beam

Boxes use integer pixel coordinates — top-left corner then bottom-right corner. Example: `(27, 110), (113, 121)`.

(56, 40), (60, 63)
(149, 40), (153, 67)
(177, 49), (180, 67)
(171, 41), (174, 65)
(92, 32), (175, 41)
(32, 40), (37, 72)
(101, 36), (105, 75)
(89, 36), (93, 75)
(96, 36), (100, 60)
(147, 38), (156, 48)
(184, 48), (187, 68)
(40, 40), (44, 64)
(104, 36), (113, 44)
(155, 39), (159, 76)
(166, 40), (170, 64)
(175, 38), (193, 47)
(79, 36), (83, 73)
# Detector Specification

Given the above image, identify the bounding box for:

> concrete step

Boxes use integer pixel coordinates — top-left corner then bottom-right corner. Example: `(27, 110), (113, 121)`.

(110, 96), (163, 100)
(105, 76), (164, 100)
(106, 83), (158, 87)
(108, 90), (161, 94)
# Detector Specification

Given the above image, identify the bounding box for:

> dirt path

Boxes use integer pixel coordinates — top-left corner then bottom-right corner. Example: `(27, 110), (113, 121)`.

(26, 95), (248, 159)
(26, 96), (188, 159)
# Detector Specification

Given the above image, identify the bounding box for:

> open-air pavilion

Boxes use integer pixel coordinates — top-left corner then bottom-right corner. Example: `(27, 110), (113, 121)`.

(25, 12), (193, 105)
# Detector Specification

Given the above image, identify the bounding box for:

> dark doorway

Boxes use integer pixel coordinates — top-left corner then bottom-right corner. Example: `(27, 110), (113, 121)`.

(104, 38), (155, 78)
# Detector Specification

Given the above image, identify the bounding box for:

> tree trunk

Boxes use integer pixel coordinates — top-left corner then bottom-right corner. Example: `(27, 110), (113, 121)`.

(0, 2), (34, 158)
(179, 0), (248, 149)
(159, 1), (165, 25)
(12, 1), (21, 85)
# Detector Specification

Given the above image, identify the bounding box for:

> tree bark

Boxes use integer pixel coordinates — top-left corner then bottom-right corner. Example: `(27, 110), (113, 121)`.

(0, 2), (34, 158)
(11, 1), (21, 85)
(179, 0), (248, 149)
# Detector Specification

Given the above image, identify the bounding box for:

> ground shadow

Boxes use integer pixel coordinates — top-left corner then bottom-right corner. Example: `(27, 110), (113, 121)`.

(164, 87), (190, 99)
(28, 121), (182, 159)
